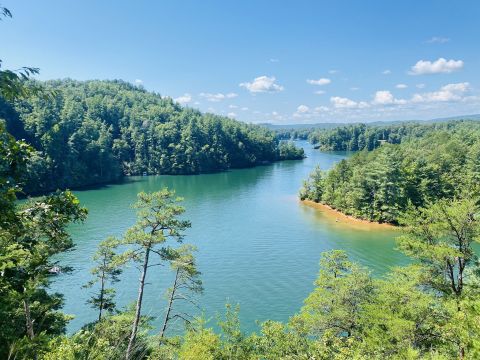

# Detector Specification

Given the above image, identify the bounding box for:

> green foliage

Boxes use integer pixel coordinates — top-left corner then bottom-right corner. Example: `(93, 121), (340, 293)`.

(0, 121), (31, 227)
(398, 198), (479, 297)
(42, 310), (152, 360)
(308, 120), (477, 151)
(275, 127), (315, 141)
(0, 61), (43, 101)
(4, 192), (477, 359)
(301, 122), (480, 223)
(115, 189), (192, 359)
(84, 236), (123, 321)
(160, 244), (203, 338)
(292, 251), (373, 339)
(278, 140), (305, 160)
(0, 190), (87, 359)
(1, 79), (303, 195)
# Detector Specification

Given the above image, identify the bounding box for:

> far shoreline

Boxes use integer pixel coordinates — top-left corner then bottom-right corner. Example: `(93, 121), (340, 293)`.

(301, 199), (398, 230)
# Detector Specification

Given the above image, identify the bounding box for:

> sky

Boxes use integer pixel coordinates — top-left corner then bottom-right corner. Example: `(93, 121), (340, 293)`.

(2, 0), (480, 124)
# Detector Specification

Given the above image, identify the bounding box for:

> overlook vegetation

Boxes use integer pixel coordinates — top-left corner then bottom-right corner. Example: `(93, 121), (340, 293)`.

(1, 79), (304, 195)
(301, 121), (480, 224)
(2, 5), (480, 360)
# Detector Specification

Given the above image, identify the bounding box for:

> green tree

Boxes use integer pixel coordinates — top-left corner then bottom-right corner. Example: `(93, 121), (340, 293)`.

(292, 251), (373, 339)
(159, 245), (203, 339)
(84, 236), (123, 321)
(119, 190), (191, 360)
(0, 191), (87, 359)
(397, 198), (480, 358)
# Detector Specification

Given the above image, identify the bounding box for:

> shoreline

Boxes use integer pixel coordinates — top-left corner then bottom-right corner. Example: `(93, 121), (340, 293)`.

(301, 200), (398, 230)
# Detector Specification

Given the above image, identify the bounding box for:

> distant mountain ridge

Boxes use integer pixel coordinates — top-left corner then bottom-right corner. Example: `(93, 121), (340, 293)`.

(260, 113), (480, 130)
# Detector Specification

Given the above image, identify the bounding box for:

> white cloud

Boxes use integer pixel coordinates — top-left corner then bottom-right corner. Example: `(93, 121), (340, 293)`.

(382, 70), (391, 75)
(270, 111), (285, 121)
(241, 107), (249, 111)
(328, 69), (338, 74)
(442, 82), (469, 92)
(307, 78), (331, 86)
(396, 84), (408, 89)
(416, 83), (426, 89)
(239, 76), (284, 93)
(269, 58), (279, 63)
(174, 93), (192, 104)
(412, 82), (470, 103)
(372, 90), (406, 105)
(426, 36), (450, 44)
(227, 112), (236, 118)
(409, 57), (464, 75)
(373, 91), (395, 105)
(228, 104), (238, 109)
(293, 105), (313, 118)
(134, 79), (143, 85)
(314, 106), (329, 112)
(297, 105), (310, 113)
(199, 92), (238, 102)
(350, 87), (360, 91)
(314, 90), (326, 95)
(330, 96), (369, 109)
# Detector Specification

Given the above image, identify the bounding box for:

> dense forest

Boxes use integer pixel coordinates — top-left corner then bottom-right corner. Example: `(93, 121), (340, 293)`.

(3, 112), (480, 358)
(300, 120), (480, 223)
(274, 127), (317, 140)
(0, 79), (304, 195)
(308, 120), (478, 151)
(3, 148), (480, 358)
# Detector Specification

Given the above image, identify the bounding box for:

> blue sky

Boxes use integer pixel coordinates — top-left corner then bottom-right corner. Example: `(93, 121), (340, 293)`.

(2, 0), (480, 124)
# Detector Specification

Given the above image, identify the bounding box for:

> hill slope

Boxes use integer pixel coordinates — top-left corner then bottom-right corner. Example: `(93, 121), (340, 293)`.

(0, 79), (303, 194)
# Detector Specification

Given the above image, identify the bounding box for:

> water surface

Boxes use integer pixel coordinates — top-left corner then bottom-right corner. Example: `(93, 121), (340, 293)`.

(52, 141), (406, 333)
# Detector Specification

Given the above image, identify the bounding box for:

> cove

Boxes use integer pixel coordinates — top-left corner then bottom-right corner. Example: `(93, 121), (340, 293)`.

(51, 141), (407, 334)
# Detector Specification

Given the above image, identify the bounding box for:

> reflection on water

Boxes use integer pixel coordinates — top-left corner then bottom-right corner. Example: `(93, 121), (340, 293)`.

(52, 141), (406, 334)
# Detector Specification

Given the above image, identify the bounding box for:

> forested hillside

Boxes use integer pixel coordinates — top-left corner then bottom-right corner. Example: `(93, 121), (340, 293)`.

(4, 126), (479, 358)
(308, 120), (479, 151)
(0, 79), (303, 194)
(301, 121), (480, 223)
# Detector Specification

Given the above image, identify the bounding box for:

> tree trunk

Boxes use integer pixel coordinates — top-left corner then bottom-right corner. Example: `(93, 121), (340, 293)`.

(98, 260), (106, 321)
(126, 247), (150, 360)
(160, 267), (180, 339)
(23, 298), (37, 360)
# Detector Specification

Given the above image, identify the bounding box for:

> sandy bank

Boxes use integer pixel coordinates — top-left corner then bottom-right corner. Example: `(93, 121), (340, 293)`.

(301, 200), (398, 230)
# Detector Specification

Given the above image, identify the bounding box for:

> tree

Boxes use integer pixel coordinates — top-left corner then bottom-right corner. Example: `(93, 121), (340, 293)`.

(1, 79), (304, 196)
(301, 122), (480, 224)
(397, 198), (480, 358)
(0, 7), (89, 358)
(159, 244), (203, 339)
(0, 122), (31, 227)
(292, 250), (373, 339)
(0, 191), (87, 359)
(120, 189), (191, 360)
(84, 236), (123, 321)
(398, 198), (479, 300)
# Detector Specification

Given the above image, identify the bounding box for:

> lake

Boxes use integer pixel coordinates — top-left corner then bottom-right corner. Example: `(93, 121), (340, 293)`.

(52, 141), (406, 334)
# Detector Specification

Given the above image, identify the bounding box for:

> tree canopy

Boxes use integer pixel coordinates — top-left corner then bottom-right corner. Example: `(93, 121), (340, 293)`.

(1, 79), (304, 195)
(301, 121), (480, 223)
(308, 120), (479, 151)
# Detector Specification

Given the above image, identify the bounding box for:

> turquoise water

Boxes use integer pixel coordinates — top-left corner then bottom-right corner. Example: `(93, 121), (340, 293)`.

(51, 141), (405, 334)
